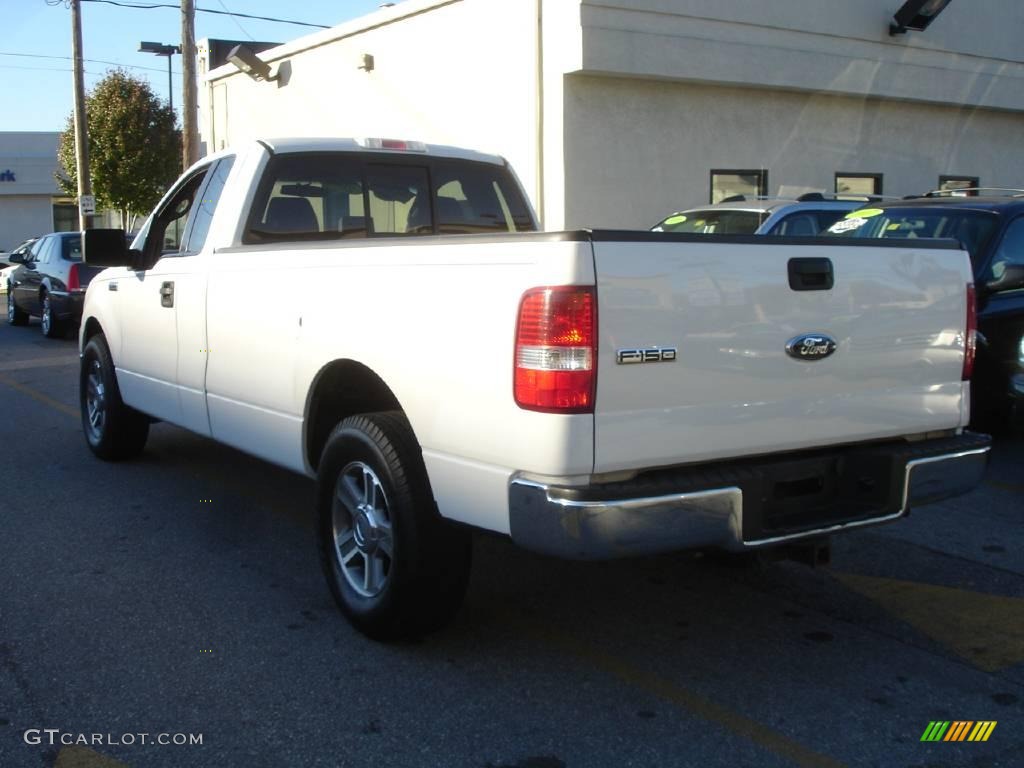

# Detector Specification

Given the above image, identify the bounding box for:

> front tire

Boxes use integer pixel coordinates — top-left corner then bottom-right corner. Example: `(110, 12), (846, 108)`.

(7, 289), (28, 326)
(80, 333), (150, 460)
(317, 411), (471, 641)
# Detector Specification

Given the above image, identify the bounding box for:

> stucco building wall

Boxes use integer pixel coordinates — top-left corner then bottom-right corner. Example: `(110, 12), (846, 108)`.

(200, 0), (1024, 229)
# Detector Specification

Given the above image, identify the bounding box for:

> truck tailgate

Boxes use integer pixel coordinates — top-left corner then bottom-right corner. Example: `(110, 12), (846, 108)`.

(592, 235), (971, 474)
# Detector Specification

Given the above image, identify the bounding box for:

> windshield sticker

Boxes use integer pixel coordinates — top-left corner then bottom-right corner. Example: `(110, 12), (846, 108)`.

(663, 215), (687, 225)
(845, 208), (883, 219)
(829, 218), (867, 233)
(886, 223), (901, 230)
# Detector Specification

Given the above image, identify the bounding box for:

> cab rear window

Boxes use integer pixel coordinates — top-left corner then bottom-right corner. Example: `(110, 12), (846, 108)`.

(245, 152), (535, 243)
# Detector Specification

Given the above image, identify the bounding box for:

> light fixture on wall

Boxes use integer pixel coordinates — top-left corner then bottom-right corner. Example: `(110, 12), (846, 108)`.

(889, 0), (953, 35)
(358, 54), (375, 72)
(226, 44), (278, 82)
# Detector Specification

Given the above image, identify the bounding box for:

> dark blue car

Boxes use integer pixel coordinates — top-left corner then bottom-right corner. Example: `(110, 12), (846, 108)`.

(831, 191), (1024, 432)
(5, 232), (102, 338)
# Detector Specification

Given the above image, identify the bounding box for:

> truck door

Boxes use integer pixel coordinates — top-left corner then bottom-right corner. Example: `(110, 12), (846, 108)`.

(116, 164), (214, 429)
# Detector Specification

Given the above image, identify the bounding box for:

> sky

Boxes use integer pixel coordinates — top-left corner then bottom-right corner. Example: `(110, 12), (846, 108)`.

(0, 0), (388, 132)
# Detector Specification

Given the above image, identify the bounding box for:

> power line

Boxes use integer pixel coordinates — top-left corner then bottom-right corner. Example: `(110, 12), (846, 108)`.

(0, 50), (178, 75)
(52, 0), (331, 29)
(214, 0), (254, 41)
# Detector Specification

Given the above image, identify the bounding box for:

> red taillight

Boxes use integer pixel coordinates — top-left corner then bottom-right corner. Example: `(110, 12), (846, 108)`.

(514, 286), (596, 413)
(67, 263), (80, 292)
(963, 283), (976, 381)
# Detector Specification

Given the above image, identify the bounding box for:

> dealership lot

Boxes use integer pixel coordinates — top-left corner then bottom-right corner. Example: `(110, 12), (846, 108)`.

(0, 320), (1021, 768)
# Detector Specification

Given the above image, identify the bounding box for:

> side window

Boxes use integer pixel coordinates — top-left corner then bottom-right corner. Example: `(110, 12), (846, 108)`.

(986, 217), (1024, 286)
(143, 167), (211, 262)
(29, 237), (50, 264)
(184, 156), (234, 253)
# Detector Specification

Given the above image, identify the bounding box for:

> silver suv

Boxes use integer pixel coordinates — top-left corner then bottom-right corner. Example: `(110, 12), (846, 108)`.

(652, 194), (878, 236)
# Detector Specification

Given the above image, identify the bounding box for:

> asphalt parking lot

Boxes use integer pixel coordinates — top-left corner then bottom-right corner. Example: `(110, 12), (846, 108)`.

(0, 316), (1021, 768)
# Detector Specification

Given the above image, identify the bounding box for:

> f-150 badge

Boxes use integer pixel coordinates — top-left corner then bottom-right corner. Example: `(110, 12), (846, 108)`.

(785, 334), (837, 361)
(616, 347), (677, 364)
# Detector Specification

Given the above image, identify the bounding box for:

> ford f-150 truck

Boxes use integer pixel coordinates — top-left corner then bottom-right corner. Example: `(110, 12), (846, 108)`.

(79, 138), (990, 640)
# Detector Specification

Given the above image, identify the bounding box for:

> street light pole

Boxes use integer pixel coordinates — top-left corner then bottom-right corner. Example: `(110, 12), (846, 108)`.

(166, 52), (173, 113)
(138, 41), (181, 115)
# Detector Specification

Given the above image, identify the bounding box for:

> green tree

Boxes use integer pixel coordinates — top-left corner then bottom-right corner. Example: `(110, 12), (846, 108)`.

(57, 68), (180, 230)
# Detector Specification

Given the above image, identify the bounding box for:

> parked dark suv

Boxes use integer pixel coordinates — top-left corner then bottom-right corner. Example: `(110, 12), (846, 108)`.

(830, 191), (1024, 431)
(6, 232), (102, 338)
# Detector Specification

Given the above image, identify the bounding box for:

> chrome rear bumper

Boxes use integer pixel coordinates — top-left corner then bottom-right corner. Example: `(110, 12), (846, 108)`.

(508, 433), (991, 560)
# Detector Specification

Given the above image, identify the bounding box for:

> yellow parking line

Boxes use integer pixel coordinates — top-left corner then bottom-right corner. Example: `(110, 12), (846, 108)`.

(0, 354), (78, 373)
(502, 609), (847, 768)
(0, 373), (78, 419)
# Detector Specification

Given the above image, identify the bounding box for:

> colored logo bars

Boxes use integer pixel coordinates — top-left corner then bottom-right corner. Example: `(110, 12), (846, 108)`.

(920, 721), (997, 742)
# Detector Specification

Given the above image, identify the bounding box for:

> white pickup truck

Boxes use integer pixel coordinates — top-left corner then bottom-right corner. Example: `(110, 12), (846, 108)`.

(80, 138), (990, 639)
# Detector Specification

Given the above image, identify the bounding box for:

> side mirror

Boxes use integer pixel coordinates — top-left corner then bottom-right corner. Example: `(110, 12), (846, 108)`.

(984, 263), (1024, 293)
(83, 228), (141, 268)
(7, 251), (25, 264)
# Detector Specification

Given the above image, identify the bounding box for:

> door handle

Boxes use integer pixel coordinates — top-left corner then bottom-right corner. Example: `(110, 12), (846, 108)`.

(788, 258), (834, 291)
(160, 281), (174, 308)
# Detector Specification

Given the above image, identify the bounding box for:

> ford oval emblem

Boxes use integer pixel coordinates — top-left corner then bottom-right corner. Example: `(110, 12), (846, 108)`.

(785, 333), (837, 361)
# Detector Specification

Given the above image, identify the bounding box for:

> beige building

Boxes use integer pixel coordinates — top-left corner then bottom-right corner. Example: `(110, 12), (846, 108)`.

(0, 133), (77, 252)
(199, 0), (1024, 229)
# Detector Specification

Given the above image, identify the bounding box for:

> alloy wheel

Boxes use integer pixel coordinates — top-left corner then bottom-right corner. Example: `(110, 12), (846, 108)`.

(84, 358), (106, 440)
(331, 461), (394, 598)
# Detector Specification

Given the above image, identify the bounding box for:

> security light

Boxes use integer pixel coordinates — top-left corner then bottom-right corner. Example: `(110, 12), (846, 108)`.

(226, 44), (276, 82)
(890, 0), (953, 35)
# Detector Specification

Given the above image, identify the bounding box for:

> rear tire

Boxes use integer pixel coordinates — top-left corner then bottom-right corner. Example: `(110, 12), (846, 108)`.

(7, 289), (27, 326)
(317, 411), (471, 641)
(41, 292), (64, 338)
(80, 333), (149, 460)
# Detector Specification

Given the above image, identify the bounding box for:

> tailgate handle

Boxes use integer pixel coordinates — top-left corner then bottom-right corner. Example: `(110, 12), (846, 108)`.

(788, 258), (834, 291)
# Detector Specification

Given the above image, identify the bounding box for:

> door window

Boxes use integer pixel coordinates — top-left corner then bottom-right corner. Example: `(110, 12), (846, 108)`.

(184, 156), (235, 253)
(30, 237), (51, 264)
(142, 166), (212, 263)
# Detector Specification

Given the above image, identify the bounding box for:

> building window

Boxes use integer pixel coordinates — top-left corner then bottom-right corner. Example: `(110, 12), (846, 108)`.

(835, 173), (883, 196)
(52, 199), (77, 232)
(938, 176), (979, 196)
(710, 169), (767, 204)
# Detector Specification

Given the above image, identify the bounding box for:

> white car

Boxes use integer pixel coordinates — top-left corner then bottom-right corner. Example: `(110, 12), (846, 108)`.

(1, 238), (37, 295)
(652, 195), (876, 236)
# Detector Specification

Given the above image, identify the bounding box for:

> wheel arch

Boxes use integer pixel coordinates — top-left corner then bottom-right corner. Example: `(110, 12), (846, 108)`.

(81, 316), (104, 348)
(304, 359), (405, 472)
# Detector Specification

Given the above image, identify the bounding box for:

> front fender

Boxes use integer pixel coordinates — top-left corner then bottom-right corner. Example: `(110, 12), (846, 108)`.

(79, 276), (123, 364)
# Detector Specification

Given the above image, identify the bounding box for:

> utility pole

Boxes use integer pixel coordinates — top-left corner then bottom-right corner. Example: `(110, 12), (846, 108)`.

(181, 0), (199, 169)
(70, 0), (93, 230)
